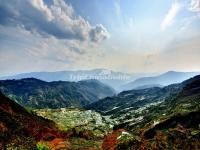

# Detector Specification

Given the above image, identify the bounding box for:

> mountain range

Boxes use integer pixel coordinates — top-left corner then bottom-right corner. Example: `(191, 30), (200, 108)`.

(0, 69), (156, 91)
(0, 69), (131, 91)
(0, 78), (115, 109)
(1, 70), (198, 92)
(120, 71), (199, 91)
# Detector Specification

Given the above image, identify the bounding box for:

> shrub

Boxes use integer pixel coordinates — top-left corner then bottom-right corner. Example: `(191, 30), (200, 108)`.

(37, 143), (50, 150)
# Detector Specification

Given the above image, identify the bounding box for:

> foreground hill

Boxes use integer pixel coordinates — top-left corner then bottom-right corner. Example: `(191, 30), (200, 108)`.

(0, 91), (70, 149)
(121, 71), (199, 91)
(0, 78), (115, 108)
(0, 91), (110, 149)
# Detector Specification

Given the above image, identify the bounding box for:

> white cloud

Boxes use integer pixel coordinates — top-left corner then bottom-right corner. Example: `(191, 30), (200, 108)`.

(180, 0), (200, 30)
(161, 2), (181, 30)
(30, 0), (54, 21)
(90, 24), (110, 42)
(189, 0), (200, 12)
(0, 0), (109, 42)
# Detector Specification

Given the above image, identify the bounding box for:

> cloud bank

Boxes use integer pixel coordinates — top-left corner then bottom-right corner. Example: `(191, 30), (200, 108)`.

(0, 0), (109, 42)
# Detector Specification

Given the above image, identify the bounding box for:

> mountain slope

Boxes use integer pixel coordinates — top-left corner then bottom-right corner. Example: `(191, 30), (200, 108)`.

(86, 83), (182, 116)
(0, 78), (115, 109)
(86, 75), (200, 121)
(121, 71), (199, 91)
(0, 91), (70, 149)
(114, 75), (200, 149)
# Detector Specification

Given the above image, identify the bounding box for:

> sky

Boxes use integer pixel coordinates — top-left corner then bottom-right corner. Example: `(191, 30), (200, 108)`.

(0, 0), (200, 76)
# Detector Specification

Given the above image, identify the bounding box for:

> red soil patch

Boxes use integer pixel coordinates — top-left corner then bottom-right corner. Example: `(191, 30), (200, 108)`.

(48, 138), (70, 150)
(0, 122), (8, 132)
(102, 129), (125, 150)
(0, 103), (13, 114)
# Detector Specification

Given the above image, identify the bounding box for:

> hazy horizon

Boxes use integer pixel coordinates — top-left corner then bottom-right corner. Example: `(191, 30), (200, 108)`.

(0, 68), (200, 78)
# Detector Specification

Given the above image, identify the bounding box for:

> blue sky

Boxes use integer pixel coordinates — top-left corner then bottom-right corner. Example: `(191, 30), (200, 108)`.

(0, 0), (200, 76)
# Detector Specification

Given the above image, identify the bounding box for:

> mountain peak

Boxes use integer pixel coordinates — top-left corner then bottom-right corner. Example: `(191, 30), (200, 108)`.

(165, 71), (178, 74)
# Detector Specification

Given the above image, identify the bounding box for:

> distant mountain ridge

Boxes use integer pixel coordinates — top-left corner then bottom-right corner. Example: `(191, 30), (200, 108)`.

(0, 69), (156, 91)
(120, 71), (199, 91)
(133, 84), (163, 90)
(1, 70), (198, 92)
(0, 78), (115, 109)
(0, 69), (129, 81)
